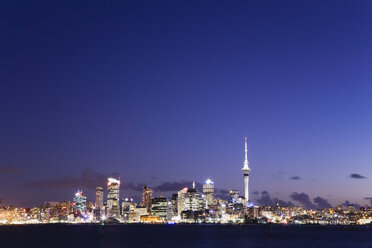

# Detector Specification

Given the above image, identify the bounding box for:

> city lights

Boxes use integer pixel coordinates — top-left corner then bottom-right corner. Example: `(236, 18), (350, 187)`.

(0, 140), (371, 226)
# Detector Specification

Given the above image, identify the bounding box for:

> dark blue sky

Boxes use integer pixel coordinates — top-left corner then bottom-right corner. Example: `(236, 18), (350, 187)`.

(1, 0), (371, 208)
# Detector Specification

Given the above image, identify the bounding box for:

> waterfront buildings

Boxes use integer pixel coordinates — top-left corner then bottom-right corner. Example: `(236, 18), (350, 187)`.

(177, 187), (188, 213)
(94, 187), (104, 219)
(142, 185), (153, 213)
(171, 194), (178, 215)
(95, 187), (104, 209)
(73, 191), (87, 216)
(2, 139), (371, 226)
(107, 178), (120, 218)
(203, 179), (214, 209)
(184, 187), (205, 212)
(151, 197), (167, 219)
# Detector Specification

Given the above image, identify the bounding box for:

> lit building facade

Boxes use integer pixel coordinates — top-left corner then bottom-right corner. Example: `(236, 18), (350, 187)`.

(73, 190), (87, 216)
(107, 178), (120, 217)
(203, 179), (214, 209)
(171, 194), (178, 215)
(184, 188), (204, 212)
(95, 187), (104, 208)
(94, 187), (104, 220)
(151, 197), (167, 219)
(177, 187), (188, 214)
(142, 185), (153, 213)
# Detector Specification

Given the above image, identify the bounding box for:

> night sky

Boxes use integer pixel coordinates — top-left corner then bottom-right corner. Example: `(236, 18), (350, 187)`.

(1, 1), (372, 208)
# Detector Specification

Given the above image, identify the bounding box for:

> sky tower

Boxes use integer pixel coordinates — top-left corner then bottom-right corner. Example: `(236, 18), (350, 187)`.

(242, 137), (251, 202)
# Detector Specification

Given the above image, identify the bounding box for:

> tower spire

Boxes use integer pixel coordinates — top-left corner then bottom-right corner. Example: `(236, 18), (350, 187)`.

(242, 137), (251, 202)
(243, 137), (249, 170)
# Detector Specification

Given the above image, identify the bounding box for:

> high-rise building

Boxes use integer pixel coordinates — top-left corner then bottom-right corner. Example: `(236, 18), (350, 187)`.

(171, 194), (178, 215)
(336, 205), (343, 214)
(142, 185), (153, 212)
(229, 190), (240, 202)
(94, 187), (104, 220)
(95, 187), (104, 208)
(151, 197), (167, 219)
(73, 190), (87, 216)
(242, 137), (251, 202)
(184, 188), (204, 212)
(107, 178), (120, 217)
(166, 201), (174, 221)
(203, 179), (214, 209)
(121, 198), (134, 215)
(348, 205), (356, 214)
(177, 187), (188, 214)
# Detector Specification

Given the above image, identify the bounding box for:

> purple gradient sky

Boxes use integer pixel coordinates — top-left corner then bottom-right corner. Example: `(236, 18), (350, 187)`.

(1, 0), (372, 208)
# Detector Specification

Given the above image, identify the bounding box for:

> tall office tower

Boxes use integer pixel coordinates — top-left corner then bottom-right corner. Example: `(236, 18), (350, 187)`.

(336, 205), (343, 214)
(203, 179), (215, 209)
(171, 194), (178, 215)
(151, 197), (167, 219)
(94, 187), (104, 219)
(73, 190), (87, 215)
(107, 178), (120, 217)
(177, 187), (188, 214)
(166, 201), (174, 220)
(184, 183), (205, 212)
(95, 187), (104, 208)
(142, 185), (153, 212)
(242, 137), (251, 202)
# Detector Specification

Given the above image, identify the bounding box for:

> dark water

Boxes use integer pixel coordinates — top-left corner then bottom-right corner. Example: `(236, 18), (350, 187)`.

(0, 224), (371, 248)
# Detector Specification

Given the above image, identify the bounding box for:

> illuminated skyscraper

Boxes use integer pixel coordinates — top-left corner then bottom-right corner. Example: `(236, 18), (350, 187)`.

(184, 187), (204, 212)
(142, 185), (153, 212)
(171, 194), (178, 215)
(151, 197), (167, 219)
(94, 187), (104, 219)
(177, 187), (188, 214)
(73, 190), (87, 216)
(203, 179), (214, 209)
(242, 137), (251, 202)
(107, 178), (120, 217)
(95, 187), (104, 208)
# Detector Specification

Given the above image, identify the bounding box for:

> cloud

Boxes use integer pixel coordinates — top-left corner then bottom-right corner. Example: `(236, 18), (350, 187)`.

(350, 173), (366, 179)
(273, 199), (294, 207)
(255, 191), (293, 207)
(256, 191), (274, 206)
(290, 192), (316, 209)
(0, 165), (22, 174)
(124, 182), (145, 192)
(154, 181), (202, 192)
(215, 189), (230, 200)
(290, 193), (334, 209)
(218, 189), (229, 195)
(252, 191), (259, 195)
(313, 196), (332, 209)
(290, 176), (301, 180)
(341, 200), (361, 210)
(25, 168), (119, 190)
(364, 197), (372, 207)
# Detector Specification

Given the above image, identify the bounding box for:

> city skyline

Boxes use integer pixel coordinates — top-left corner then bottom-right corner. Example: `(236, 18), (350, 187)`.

(1, 1), (372, 208)
(0, 138), (371, 210)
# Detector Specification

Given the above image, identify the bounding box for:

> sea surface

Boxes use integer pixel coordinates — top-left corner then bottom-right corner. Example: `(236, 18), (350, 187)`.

(0, 224), (371, 248)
